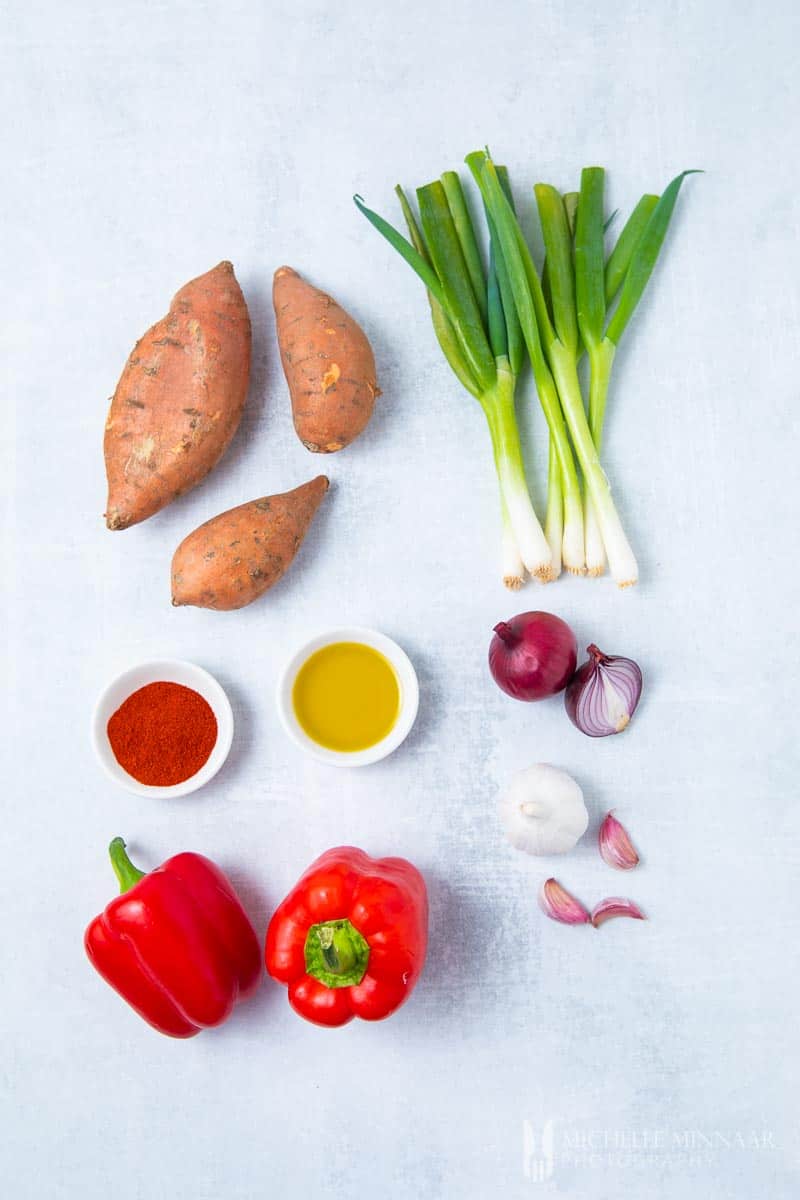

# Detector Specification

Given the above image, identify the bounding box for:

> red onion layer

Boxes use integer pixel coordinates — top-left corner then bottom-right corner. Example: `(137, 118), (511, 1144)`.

(565, 644), (643, 737)
(489, 612), (578, 702)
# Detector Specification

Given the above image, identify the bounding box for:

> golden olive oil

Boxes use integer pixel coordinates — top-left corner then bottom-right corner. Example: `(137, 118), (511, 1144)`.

(292, 642), (400, 752)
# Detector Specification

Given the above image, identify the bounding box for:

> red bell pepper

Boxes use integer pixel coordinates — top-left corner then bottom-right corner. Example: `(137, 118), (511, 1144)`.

(265, 846), (428, 1027)
(85, 837), (261, 1038)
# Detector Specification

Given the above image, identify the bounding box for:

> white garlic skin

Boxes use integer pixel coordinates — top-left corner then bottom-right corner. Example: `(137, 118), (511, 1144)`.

(499, 763), (589, 855)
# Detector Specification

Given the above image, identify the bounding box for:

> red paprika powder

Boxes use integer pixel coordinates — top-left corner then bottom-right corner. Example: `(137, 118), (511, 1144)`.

(107, 682), (218, 786)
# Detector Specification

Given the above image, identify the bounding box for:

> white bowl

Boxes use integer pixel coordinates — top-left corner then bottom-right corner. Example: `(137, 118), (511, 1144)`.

(92, 660), (234, 797)
(277, 628), (419, 767)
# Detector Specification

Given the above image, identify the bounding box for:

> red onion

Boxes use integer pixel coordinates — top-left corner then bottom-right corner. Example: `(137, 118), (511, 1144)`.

(489, 611), (577, 701)
(565, 644), (643, 737)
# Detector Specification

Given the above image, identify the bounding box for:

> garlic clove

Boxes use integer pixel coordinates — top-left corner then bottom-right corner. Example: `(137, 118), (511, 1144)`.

(538, 878), (591, 925)
(598, 812), (640, 870)
(590, 897), (646, 928)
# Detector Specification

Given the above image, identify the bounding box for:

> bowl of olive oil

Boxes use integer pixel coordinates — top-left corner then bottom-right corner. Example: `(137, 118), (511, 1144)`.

(276, 628), (419, 766)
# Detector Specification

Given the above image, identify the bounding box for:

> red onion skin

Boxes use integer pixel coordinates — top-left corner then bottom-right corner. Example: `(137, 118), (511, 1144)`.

(489, 612), (578, 702)
(565, 644), (643, 737)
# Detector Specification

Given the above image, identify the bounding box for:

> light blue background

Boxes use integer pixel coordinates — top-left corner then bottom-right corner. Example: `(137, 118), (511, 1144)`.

(2, 1), (798, 1196)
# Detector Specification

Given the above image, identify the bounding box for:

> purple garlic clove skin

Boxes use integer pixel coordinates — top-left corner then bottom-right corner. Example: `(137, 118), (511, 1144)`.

(590, 897), (646, 928)
(598, 812), (640, 870)
(538, 878), (591, 925)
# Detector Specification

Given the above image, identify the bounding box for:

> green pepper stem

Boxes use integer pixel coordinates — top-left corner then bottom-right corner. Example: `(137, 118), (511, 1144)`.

(317, 924), (357, 974)
(304, 919), (371, 989)
(108, 837), (146, 894)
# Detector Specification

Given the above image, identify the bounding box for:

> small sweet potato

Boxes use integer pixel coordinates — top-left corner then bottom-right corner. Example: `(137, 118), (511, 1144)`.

(104, 261), (251, 530)
(171, 476), (329, 610)
(273, 266), (380, 453)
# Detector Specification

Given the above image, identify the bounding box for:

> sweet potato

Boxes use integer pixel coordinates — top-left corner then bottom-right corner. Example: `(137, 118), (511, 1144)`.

(171, 476), (329, 610)
(273, 266), (380, 453)
(104, 261), (251, 530)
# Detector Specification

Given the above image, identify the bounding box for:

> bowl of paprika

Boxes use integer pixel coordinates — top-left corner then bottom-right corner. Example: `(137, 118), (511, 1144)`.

(92, 660), (234, 797)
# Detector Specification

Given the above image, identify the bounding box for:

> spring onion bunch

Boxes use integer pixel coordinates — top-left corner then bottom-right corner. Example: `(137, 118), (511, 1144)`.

(356, 172), (551, 587)
(356, 156), (695, 588)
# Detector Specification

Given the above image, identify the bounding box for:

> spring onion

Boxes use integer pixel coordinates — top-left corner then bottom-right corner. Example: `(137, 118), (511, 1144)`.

(467, 153), (588, 576)
(356, 155), (696, 589)
(576, 169), (697, 574)
(355, 176), (553, 585)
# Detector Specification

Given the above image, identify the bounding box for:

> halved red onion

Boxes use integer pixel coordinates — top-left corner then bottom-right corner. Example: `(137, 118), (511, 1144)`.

(565, 644), (642, 737)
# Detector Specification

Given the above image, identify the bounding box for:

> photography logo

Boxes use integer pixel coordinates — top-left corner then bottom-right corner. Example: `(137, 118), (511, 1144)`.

(522, 1119), (555, 1183)
(522, 1118), (777, 1180)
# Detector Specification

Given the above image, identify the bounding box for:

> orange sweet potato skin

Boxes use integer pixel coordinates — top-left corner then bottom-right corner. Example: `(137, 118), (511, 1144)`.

(104, 261), (251, 530)
(170, 476), (329, 610)
(273, 266), (379, 453)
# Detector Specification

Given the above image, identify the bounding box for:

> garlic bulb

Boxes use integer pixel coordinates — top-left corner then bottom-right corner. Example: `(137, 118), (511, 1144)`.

(499, 763), (589, 855)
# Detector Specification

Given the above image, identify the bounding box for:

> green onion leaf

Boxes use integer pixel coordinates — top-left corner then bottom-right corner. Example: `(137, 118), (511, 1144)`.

(605, 170), (701, 345)
(466, 152), (554, 371)
(395, 185), (481, 397)
(490, 167), (524, 376)
(604, 193), (658, 304)
(394, 184), (430, 261)
(417, 180), (496, 391)
(535, 183), (578, 357)
(441, 171), (487, 321)
(574, 167), (606, 350)
(563, 191), (579, 238)
(354, 194), (448, 310)
(486, 244), (509, 360)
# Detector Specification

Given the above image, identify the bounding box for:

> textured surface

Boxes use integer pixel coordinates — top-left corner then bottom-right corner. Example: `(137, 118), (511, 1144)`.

(2, 1), (798, 1196)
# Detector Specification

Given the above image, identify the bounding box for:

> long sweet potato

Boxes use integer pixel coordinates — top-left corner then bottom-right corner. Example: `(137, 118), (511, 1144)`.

(171, 476), (329, 610)
(273, 266), (379, 453)
(104, 261), (251, 530)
